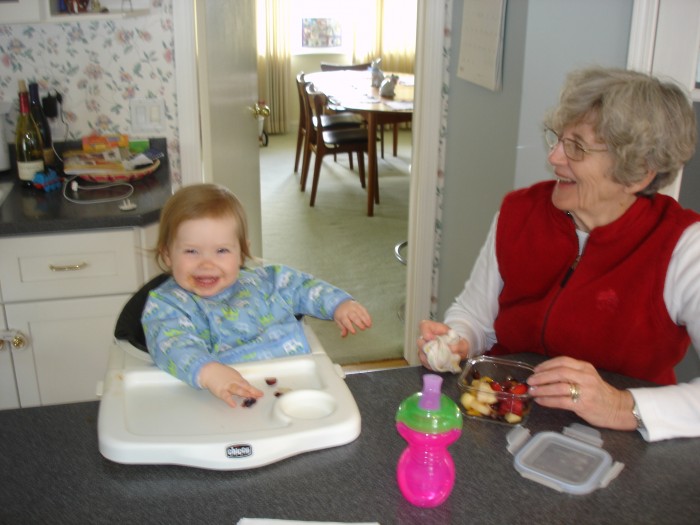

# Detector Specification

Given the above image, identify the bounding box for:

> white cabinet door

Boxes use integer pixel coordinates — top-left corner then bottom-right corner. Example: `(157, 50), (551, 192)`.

(0, 0), (43, 23)
(0, 347), (19, 410)
(0, 308), (20, 410)
(6, 294), (130, 407)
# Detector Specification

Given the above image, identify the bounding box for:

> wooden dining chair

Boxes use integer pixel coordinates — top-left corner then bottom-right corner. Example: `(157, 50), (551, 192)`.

(295, 72), (364, 174)
(302, 84), (379, 211)
(320, 62), (372, 72)
(294, 72), (309, 173)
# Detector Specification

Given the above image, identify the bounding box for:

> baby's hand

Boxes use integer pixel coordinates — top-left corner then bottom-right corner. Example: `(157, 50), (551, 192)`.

(334, 300), (372, 337)
(198, 362), (263, 408)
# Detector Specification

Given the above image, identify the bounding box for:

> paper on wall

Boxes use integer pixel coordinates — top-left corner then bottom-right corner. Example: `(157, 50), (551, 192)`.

(457, 0), (507, 91)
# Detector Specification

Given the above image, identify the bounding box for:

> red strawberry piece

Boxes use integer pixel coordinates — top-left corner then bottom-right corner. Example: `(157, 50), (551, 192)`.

(508, 383), (528, 395)
(265, 377), (277, 386)
(498, 398), (524, 417)
(508, 399), (524, 416)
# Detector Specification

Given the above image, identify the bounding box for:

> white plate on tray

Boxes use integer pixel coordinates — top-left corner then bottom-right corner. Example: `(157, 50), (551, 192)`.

(98, 345), (361, 470)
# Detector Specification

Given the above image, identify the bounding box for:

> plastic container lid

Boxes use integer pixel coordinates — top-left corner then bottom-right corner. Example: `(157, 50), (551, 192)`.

(506, 423), (624, 495)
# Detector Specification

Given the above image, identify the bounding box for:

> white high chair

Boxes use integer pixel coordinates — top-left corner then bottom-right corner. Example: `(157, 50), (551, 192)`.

(97, 274), (361, 470)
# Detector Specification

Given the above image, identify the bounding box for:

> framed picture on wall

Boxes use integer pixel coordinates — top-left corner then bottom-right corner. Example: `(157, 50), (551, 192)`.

(290, 1), (352, 55)
(302, 18), (342, 50)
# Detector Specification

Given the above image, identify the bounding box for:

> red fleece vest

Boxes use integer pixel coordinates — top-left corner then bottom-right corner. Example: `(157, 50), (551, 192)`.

(491, 180), (699, 385)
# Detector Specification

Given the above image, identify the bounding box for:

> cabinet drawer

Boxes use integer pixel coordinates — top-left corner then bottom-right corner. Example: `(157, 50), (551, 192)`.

(0, 230), (142, 302)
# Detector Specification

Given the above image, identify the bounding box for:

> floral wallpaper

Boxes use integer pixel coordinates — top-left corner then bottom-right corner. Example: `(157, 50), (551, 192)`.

(0, 0), (182, 184)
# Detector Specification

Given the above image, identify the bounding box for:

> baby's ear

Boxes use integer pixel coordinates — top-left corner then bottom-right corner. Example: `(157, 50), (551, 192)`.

(160, 248), (172, 269)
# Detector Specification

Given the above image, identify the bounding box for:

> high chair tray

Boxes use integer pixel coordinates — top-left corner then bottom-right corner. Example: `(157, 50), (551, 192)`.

(98, 351), (361, 470)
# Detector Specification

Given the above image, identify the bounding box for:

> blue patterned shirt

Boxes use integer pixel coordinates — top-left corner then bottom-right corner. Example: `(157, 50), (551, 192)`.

(142, 264), (352, 388)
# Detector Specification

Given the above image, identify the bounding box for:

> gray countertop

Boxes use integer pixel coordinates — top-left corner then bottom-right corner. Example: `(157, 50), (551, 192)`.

(0, 354), (698, 524)
(0, 138), (171, 236)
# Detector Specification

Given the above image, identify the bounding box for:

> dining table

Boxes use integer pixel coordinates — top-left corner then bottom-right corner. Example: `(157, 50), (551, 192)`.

(305, 70), (414, 217)
(1, 353), (697, 524)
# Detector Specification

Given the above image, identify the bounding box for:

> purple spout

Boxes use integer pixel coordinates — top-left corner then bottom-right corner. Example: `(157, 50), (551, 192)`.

(419, 374), (442, 411)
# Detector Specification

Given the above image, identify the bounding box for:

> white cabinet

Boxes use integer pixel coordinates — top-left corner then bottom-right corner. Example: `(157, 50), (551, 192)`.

(45, 0), (149, 21)
(0, 312), (21, 410)
(0, 0), (42, 23)
(0, 227), (157, 409)
(0, 1), (150, 24)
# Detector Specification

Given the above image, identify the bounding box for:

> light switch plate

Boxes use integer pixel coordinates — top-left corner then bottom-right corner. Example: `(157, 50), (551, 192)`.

(130, 98), (166, 133)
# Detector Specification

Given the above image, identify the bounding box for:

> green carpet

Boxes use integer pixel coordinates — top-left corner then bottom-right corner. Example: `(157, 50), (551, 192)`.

(260, 131), (411, 364)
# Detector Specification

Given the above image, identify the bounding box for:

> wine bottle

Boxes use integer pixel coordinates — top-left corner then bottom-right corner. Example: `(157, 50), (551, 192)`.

(15, 80), (45, 184)
(28, 82), (55, 167)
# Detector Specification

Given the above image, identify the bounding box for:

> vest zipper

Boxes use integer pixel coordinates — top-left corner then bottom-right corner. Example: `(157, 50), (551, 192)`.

(560, 253), (581, 287)
(540, 253), (581, 356)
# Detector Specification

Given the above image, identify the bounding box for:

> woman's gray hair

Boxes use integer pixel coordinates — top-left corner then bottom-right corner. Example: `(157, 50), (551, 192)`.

(544, 67), (697, 195)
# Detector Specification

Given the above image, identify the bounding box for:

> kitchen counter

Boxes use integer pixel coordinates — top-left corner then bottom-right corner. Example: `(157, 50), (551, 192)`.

(0, 138), (171, 236)
(0, 355), (698, 524)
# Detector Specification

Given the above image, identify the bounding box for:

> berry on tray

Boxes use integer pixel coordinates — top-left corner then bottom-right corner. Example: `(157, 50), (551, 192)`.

(242, 397), (257, 408)
(265, 377), (278, 386)
(274, 387), (292, 397)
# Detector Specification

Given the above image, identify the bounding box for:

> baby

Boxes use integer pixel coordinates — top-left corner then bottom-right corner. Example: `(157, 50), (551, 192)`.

(142, 183), (372, 407)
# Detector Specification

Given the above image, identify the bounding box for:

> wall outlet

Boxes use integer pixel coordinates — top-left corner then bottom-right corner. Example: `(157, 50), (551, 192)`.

(49, 119), (68, 142)
(130, 98), (166, 133)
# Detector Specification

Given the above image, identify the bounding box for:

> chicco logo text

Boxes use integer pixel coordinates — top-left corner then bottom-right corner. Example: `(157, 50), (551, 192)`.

(226, 444), (253, 458)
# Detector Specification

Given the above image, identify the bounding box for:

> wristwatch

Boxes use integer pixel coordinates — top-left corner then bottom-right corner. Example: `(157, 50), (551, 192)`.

(631, 399), (644, 430)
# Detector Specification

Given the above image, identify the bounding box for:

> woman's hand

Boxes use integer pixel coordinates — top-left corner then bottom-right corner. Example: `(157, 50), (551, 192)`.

(334, 300), (372, 337)
(198, 362), (264, 408)
(417, 320), (469, 370)
(527, 356), (638, 430)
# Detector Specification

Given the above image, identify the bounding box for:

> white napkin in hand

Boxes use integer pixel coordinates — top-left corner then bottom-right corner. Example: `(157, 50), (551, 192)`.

(423, 329), (461, 373)
(236, 518), (379, 525)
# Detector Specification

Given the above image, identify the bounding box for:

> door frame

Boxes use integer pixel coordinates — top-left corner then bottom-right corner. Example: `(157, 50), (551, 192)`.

(402, 0), (446, 364)
(173, 0), (201, 185)
(627, 0), (700, 199)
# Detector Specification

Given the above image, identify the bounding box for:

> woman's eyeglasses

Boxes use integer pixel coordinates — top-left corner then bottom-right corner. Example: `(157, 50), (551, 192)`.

(544, 127), (608, 162)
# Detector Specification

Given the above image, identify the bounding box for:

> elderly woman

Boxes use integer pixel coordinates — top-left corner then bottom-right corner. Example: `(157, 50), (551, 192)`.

(418, 67), (700, 441)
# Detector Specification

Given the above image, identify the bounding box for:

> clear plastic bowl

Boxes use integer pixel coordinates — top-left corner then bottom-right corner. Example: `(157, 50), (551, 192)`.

(456, 356), (534, 425)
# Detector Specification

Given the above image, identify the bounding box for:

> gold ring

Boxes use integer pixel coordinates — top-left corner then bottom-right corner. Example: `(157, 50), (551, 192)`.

(569, 383), (580, 403)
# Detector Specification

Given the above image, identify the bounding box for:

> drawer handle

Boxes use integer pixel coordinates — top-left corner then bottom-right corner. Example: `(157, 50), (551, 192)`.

(49, 262), (88, 272)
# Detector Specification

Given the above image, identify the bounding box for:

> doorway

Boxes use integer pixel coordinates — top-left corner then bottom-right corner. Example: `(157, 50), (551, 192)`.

(257, 3), (417, 365)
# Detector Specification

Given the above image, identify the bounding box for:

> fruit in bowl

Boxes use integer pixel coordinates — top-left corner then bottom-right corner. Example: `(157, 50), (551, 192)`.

(457, 356), (534, 425)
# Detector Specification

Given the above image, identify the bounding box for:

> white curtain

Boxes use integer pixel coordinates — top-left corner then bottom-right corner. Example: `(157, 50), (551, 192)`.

(353, 0), (417, 73)
(257, 0), (292, 134)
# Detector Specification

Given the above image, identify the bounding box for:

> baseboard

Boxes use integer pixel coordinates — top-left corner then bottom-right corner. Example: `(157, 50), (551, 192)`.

(342, 358), (410, 374)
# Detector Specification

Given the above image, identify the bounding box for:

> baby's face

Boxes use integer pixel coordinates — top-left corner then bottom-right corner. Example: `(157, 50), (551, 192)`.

(164, 215), (242, 297)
